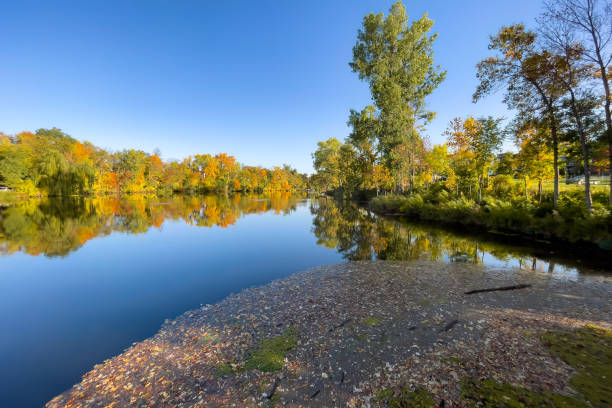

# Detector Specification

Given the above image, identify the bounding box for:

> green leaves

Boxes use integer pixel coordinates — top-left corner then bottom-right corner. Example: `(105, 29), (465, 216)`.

(349, 1), (445, 181)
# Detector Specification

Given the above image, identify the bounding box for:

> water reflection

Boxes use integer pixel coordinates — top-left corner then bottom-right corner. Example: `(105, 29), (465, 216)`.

(310, 197), (608, 278)
(0, 194), (608, 277)
(0, 193), (303, 257)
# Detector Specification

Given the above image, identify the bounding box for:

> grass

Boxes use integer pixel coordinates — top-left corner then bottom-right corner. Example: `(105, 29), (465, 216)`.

(242, 326), (298, 372)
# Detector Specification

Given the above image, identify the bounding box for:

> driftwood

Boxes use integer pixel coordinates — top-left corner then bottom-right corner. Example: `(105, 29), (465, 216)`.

(265, 377), (281, 399)
(329, 318), (351, 332)
(440, 319), (458, 332)
(465, 284), (531, 295)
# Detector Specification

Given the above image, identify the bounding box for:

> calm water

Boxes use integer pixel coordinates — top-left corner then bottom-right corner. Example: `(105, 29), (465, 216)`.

(0, 194), (609, 407)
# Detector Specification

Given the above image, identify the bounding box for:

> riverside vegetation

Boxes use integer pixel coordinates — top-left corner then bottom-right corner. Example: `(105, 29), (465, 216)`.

(0, 128), (306, 197)
(311, 0), (612, 249)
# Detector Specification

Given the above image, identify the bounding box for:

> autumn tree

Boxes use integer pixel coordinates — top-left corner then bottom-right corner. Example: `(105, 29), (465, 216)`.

(514, 120), (555, 202)
(312, 138), (344, 191)
(495, 152), (516, 175)
(543, 0), (612, 201)
(425, 144), (450, 183)
(539, 16), (600, 211)
(474, 25), (564, 207)
(445, 117), (504, 202)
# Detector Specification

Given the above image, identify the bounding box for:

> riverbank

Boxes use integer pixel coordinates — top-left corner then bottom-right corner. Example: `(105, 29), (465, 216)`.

(369, 194), (612, 251)
(47, 261), (611, 407)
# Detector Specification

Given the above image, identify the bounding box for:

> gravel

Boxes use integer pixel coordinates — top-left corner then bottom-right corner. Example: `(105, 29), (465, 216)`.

(46, 261), (612, 407)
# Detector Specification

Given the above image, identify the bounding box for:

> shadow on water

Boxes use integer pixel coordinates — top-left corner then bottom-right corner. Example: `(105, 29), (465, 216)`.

(309, 197), (612, 278)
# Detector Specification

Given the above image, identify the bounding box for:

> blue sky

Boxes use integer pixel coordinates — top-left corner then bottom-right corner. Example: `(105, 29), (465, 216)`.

(1, 0), (543, 173)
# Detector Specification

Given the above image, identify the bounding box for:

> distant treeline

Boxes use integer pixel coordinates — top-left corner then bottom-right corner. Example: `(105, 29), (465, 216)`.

(0, 128), (307, 196)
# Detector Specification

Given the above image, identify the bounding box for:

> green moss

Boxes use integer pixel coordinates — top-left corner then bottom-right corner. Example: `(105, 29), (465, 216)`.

(541, 325), (612, 407)
(375, 387), (435, 407)
(243, 327), (298, 372)
(215, 362), (234, 377)
(197, 332), (219, 345)
(417, 299), (432, 307)
(441, 356), (463, 365)
(461, 378), (589, 407)
(362, 316), (381, 326)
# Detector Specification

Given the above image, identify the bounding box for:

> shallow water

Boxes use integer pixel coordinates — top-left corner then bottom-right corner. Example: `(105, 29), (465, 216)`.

(0, 194), (609, 407)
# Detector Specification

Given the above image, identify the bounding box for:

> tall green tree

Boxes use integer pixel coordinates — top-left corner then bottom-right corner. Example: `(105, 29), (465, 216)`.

(312, 138), (344, 191)
(350, 1), (445, 187)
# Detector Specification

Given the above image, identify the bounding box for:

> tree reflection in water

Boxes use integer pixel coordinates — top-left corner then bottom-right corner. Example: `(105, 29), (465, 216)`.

(0, 194), (603, 276)
(310, 197), (602, 276)
(0, 193), (303, 257)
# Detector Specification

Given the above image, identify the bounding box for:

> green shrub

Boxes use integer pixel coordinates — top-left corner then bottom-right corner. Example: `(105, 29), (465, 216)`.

(369, 191), (612, 246)
(490, 175), (518, 200)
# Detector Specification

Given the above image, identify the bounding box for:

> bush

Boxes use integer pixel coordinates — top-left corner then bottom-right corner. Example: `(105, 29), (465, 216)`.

(489, 175), (518, 200)
(558, 192), (589, 220)
(369, 190), (612, 246)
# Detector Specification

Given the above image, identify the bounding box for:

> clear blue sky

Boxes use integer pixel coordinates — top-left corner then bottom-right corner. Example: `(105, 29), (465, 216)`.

(1, 0), (543, 173)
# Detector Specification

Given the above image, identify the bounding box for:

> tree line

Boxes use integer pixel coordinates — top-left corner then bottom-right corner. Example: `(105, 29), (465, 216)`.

(0, 128), (307, 196)
(312, 0), (611, 213)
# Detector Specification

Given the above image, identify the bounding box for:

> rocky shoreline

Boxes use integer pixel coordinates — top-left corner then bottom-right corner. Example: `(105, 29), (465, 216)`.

(47, 261), (611, 407)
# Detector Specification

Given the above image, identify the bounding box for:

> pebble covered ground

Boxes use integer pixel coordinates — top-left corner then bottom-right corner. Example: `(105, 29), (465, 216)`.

(46, 261), (612, 407)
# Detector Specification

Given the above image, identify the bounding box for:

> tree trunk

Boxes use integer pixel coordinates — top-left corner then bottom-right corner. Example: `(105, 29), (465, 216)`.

(524, 177), (528, 200)
(530, 80), (559, 207)
(478, 174), (483, 203)
(568, 88), (592, 212)
(551, 121), (560, 207)
(588, 16), (612, 204)
(538, 179), (543, 203)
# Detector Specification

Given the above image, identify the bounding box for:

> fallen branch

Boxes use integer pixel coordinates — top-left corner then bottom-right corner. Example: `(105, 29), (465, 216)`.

(440, 319), (458, 332)
(329, 318), (351, 332)
(464, 284), (531, 295)
(265, 377), (281, 399)
(334, 370), (345, 385)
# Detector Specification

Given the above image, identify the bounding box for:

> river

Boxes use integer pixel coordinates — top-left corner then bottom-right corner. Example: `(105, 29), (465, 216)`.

(0, 193), (608, 407)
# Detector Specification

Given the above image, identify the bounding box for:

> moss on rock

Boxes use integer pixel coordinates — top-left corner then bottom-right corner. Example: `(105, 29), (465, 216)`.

(362, 316), (381, 326)
(541, 325), (612, 408)
(461, 378), (589, 407)
(242, 327), (298, 372)
(375, 387), (435, 407)
(215, 362), (234, 377)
